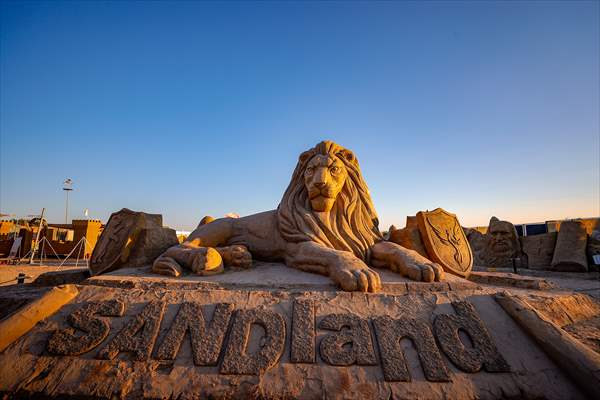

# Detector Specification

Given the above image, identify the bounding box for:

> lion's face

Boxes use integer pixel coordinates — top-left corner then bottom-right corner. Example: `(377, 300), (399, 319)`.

(303, 154), (347, 212)
(278, 140), (382, 260)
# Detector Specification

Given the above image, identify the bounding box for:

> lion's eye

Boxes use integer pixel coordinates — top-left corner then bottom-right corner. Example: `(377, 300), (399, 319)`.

(330, 166), (340, 174)
(305, 167), (314, 175)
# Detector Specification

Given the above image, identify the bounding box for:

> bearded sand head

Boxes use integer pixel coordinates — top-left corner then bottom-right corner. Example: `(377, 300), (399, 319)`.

(277, 141), (382, 261)
(483, 216), (521, 268)
(488, 217), (519, 254)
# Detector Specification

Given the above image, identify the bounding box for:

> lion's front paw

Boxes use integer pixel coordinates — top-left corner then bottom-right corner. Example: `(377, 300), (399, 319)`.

(218, 245), (252, 268)
(152, 256), (183, 277)
(371, 242), (445, 282)
(391, 258), (444, 283)
(330, 256), (382, 293)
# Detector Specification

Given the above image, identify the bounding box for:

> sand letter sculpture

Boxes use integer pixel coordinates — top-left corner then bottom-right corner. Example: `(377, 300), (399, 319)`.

(153, 140), (444, 292)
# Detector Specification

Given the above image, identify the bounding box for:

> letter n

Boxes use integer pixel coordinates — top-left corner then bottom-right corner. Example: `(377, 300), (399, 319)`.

(373, 316), (450, 382)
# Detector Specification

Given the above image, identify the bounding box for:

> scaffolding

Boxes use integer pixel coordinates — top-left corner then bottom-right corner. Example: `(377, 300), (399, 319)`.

(18, 235), (91, 268)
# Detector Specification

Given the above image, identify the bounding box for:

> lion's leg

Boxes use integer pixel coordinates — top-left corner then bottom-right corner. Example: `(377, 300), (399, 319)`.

(152, 245), (224, 276)
(185, 217), (236, 248)
(285, 241), (381, 292)
(369, 241), (445, 282)
(152, 218), (236, 276)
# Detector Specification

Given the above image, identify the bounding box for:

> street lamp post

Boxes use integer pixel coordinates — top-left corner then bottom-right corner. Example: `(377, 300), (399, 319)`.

(63, 178), (73, 224)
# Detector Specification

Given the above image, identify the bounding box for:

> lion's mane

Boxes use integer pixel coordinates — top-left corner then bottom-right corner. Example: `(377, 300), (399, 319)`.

(277, 141), (382, 261)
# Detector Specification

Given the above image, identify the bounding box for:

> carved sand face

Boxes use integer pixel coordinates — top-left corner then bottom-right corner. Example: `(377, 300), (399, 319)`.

(488, 222), (515, 253)
(304, 154), (347, 212)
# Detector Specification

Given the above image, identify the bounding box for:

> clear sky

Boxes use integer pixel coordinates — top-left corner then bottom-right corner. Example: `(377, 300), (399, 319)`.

(1, 0), (598, 231)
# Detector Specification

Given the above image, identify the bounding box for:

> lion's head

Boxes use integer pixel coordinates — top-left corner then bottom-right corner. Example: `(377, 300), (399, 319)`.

(277, 140), (382, 261)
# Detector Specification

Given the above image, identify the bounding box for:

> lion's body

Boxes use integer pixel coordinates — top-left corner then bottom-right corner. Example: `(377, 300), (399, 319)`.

(153, 141), (444, 292)
(188, 210), (287, 261)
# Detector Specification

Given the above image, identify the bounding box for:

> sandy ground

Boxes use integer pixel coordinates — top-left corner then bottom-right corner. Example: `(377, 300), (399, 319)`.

(473, 266), (600, 299)
(0, 263), (87, 286)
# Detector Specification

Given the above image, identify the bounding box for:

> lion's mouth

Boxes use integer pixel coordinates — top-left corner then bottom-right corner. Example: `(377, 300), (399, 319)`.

(308, 188), (335, 199)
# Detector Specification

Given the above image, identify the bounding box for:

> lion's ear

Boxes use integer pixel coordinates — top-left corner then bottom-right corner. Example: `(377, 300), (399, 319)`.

(338, 149), (356, 164)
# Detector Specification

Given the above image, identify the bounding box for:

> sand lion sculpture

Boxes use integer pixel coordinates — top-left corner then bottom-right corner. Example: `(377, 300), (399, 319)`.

(153, 140), (444, 292)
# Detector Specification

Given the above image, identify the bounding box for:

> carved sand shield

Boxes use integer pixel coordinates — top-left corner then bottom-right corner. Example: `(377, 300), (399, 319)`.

(90, 210), (139, 275)
(90, 209), (163, 275)
(416, 208), (473, 278)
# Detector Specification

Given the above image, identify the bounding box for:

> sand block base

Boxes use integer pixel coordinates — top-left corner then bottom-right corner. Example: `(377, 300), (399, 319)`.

(0, 272), (593, 400)
(86, 261), (479, 294)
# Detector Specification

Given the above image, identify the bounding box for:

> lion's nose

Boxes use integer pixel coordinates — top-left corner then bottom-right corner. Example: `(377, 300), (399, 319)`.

(314, 182), (326, 189)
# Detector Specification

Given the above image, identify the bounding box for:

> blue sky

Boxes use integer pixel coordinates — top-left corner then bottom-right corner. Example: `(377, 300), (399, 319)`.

(1, 0), (598, 231)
